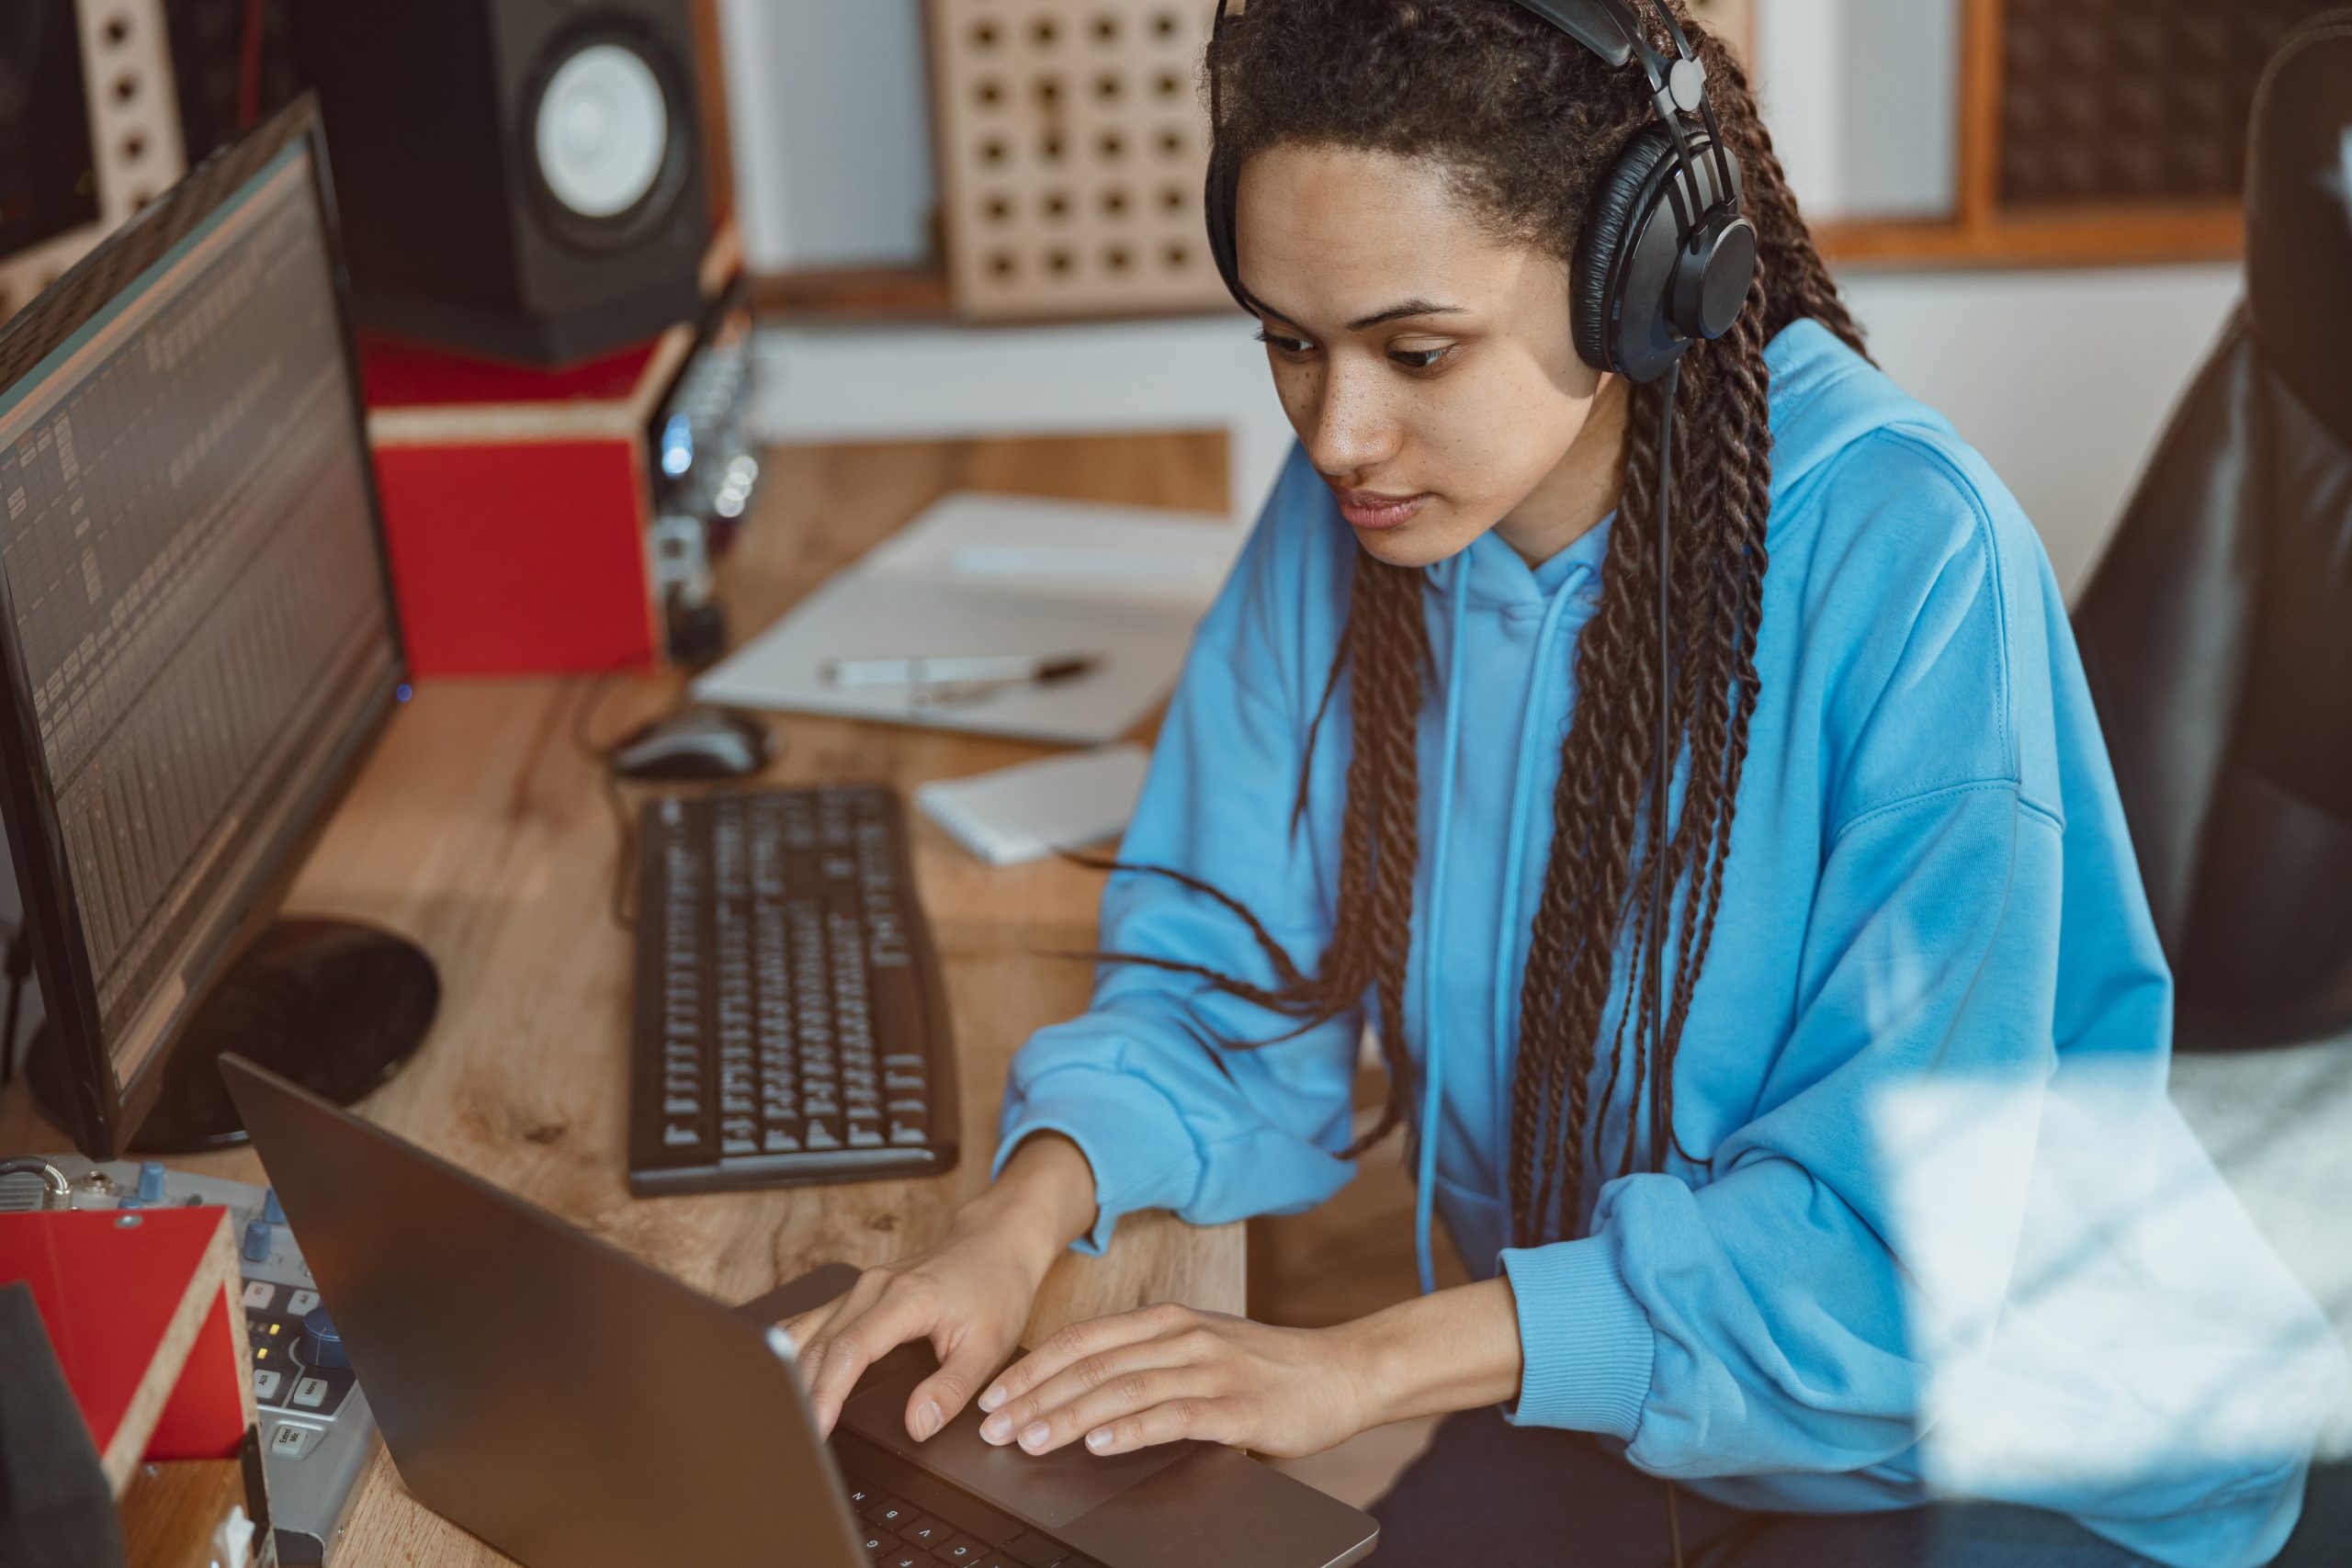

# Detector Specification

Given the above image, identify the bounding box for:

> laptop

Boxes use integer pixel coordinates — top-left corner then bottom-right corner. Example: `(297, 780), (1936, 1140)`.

(219, 1055), (1378, 1568)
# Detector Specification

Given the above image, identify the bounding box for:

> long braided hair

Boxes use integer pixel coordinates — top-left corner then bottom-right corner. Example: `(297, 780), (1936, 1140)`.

(1111, 0), (1870, 1248)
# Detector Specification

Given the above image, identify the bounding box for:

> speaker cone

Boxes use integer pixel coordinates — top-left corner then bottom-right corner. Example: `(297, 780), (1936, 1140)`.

(531, 37), (676, 232)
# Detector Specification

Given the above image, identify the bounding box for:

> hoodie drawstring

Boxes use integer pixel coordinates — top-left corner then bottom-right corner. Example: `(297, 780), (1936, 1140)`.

(1414, 550), (1592, 1292)
(1412, 560), (1473, 1295)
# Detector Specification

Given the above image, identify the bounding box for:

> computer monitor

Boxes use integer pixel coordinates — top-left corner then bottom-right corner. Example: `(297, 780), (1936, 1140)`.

(0, 97), (435, 1160)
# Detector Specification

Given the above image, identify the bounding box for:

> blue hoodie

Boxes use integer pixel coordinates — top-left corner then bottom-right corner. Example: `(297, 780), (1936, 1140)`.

(994, 318), (2346, 1566)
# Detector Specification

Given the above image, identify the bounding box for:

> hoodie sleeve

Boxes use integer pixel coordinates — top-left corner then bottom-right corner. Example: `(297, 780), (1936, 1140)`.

(1498, 777), (2067, 1468)
(993, 457), (1364, 1254)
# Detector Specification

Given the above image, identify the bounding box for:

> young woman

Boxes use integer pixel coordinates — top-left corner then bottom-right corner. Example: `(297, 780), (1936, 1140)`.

(786, 3), (2343, 1563)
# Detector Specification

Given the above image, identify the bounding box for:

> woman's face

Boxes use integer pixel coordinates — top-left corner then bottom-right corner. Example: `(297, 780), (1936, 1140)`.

(1235, 141), (1627, 569)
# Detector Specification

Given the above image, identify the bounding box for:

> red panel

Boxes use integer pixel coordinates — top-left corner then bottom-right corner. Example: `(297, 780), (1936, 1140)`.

(358, 333), (661, 409)
(0, 1210), (223, 1455)
(372, 440), (658, 676)
(144, 1287), (248, 1461)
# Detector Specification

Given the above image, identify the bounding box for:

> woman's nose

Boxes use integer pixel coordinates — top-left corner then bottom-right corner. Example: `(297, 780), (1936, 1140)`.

(1301, 365), (1401, 482)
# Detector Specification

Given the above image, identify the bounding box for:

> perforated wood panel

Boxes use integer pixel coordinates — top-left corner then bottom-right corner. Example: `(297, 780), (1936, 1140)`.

(928, 0), (1227, 321)
(0, 0), (187, 324)
(1999, 0), (2336, 206)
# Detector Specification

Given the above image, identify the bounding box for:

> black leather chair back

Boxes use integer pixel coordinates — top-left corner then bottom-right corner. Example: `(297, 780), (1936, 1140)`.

(2075, 12), (2352, 1051)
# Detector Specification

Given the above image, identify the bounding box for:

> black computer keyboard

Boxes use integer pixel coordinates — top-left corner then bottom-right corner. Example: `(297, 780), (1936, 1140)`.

(842, 1455), (1093, 1568)
(628, 784), (958, 1196)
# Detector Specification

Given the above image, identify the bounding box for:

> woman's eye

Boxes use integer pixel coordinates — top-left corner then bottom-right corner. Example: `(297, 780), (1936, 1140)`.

(1254, 328), (1315, 356)
(1390, 345), (1453, 371)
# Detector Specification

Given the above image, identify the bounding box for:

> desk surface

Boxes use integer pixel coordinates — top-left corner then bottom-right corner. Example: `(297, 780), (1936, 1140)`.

(0, 430), (1241, 1567)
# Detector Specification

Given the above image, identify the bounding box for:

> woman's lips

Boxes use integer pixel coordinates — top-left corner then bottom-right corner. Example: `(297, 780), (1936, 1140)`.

(1334, 489), (1431, 530)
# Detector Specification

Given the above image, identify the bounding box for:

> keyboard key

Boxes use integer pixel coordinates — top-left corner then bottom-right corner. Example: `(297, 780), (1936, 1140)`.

(879, 1550), (933, 1568)
(936, 1537), (989, 1563)
(865, 1501), (915, 1530)
(899, 1516), (951, 1547)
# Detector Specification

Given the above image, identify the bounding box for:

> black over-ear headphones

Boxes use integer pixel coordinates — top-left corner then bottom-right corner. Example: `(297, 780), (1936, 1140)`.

(1203, 0), (1758, 385)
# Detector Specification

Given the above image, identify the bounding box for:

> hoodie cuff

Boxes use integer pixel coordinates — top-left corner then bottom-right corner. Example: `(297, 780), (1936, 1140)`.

(994, 1065), (1204, 1256)
(1498, 1235), (1655, 1441)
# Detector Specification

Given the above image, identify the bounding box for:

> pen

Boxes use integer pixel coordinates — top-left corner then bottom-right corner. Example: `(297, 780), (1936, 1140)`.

(822, 653), (1101, 688)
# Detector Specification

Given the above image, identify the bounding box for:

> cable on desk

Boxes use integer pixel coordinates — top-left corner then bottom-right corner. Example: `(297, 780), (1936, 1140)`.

(569, 670), (642, 933)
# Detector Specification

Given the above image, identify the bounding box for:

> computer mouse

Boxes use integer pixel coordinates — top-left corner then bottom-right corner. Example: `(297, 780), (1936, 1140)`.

(611, 706), (777, 781)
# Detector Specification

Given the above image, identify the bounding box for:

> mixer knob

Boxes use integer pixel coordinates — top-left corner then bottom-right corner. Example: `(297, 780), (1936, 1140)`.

(300, 1307), (348, 1370)
(243, 1219), (273, 1263)
(136, 1161), (166, 1202)
(262, 1188), (285, 1224)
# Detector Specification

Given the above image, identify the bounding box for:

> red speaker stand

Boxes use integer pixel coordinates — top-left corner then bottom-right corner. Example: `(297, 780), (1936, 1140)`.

(357, 223), (743, 678)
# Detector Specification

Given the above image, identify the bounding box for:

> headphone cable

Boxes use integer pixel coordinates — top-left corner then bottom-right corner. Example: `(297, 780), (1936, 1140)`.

(1653, 355), (1683, 1568)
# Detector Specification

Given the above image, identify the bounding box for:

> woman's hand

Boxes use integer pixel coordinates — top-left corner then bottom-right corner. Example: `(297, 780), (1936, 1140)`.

(971, 1303), (1378, 1461)
(783, 1134), (1097, 1443)
(972, 1275), (1528, 1462)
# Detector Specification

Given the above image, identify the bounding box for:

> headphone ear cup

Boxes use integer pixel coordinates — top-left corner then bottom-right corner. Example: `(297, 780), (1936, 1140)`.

(1571, 121), (1679, 373)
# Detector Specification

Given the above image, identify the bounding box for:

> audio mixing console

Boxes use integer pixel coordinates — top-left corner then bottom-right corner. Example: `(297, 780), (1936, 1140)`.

(0, 1153), (376, 1564)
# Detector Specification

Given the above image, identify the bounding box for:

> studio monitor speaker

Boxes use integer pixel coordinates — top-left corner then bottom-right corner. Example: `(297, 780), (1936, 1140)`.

(292, 0), (711, 367)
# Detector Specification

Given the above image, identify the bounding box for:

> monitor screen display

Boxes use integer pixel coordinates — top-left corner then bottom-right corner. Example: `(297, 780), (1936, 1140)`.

(0, 135), (400, 1099)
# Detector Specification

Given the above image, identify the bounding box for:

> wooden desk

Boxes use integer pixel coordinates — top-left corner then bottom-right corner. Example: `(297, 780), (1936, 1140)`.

(0, 431), (1241, 1567)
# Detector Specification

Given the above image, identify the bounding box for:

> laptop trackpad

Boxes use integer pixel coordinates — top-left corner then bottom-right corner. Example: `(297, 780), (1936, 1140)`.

(841, 1361), (1193, 1531)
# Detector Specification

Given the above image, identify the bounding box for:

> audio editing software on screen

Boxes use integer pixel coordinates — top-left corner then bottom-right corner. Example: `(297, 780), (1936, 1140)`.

(0, 149), (397, 1083)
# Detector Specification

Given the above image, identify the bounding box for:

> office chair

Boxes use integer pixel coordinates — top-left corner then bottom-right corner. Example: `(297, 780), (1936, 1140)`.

(2074, 11), (2352, 1055)
(2073, 16), (2352, 1561)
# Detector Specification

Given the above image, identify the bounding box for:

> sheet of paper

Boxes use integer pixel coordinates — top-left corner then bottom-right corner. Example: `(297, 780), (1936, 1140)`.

(691, 492), (1242, 746)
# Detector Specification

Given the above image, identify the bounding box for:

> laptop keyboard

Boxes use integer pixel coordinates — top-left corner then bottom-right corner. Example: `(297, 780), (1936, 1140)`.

(843, 1469), (1096, 1568)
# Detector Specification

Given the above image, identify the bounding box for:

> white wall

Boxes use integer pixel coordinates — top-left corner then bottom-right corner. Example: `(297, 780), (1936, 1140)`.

(718, 0), (934, 270)
(1754, 0), (1962, 222)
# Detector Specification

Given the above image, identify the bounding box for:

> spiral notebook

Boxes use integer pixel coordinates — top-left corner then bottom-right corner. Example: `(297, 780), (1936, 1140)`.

(914, 746), (1150, 865)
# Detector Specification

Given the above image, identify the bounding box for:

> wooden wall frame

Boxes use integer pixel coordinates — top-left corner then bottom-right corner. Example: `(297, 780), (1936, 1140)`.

(1815, 0), (2244, 270)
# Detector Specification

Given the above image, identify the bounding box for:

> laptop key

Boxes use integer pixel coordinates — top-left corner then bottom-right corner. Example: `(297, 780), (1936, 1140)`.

(879, 1550), (935, 1568)
(936, 1537), (987, 1563)
(866, 1501), (915, 1529)
(900, 1516), (951, 1547)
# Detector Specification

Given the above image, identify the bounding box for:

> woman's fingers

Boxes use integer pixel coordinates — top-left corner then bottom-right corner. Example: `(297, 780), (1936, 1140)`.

(978, 1331), (1200, 1449)
(799, 1274), (933, 1436)
(1000, 1365), (1227, 1456)
(978, 1303), (1195, 1424)
(1084, 1392), (1242, 1457)
(905, 1323), (1016, 1443)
